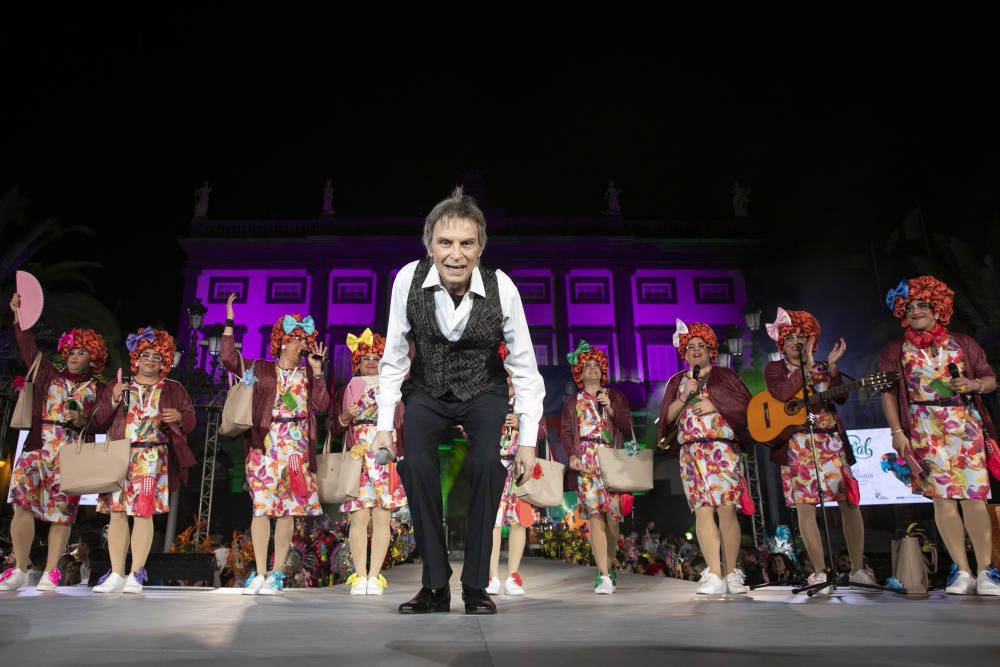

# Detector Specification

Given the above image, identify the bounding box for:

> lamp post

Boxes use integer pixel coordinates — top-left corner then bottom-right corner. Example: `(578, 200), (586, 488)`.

(186, 299), (207, 374)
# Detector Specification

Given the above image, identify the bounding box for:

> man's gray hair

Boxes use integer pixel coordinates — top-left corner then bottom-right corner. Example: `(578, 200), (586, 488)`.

(422, 186), (487, 253)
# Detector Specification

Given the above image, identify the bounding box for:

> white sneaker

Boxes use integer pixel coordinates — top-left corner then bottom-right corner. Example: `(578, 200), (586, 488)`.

(93, 572), (126, 594)
(807, 571), (832, 595)
(976, 569), (1000, 596)
(242, 573), (265, 596)
(122, 573), (144, 594)
(504, 573), (525, 596)
(258, 571), (285, 595)
(594, 575), (615, 594)
(696, 571), (727, 595)
(725, 569), (747, 594)
(945, 569), (976, 595)
(485, 576), (501, 595)
(0, 568), (29, 591)
(36, 569), (62, 591)
(347, 573), (367, 595)
(849, 568), (877, 586)
(366, 575), (387, 596)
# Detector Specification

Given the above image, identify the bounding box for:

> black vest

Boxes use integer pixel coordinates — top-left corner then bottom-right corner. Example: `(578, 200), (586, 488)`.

(406, 257), (506, 400)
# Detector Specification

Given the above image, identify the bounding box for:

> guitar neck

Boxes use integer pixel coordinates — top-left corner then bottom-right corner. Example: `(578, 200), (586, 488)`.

(811, 378), (866, 404)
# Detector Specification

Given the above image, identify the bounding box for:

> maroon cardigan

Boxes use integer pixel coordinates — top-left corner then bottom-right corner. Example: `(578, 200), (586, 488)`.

(221, 334), (330, 469)
(657, 366), (753, 455)
(763, 360), (851, 466)
(13, 325), (105, 452)
(879, 333), (998, 448)
(560, 388), (633, 457)
(329, 382), (406, 456)
(94, 379), (197, 491)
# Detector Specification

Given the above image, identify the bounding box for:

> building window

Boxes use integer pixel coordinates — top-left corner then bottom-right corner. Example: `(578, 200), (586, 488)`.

(513, 277), (551, 304)
(636, 277), (677, 304)
(208, 277), (249, 304)
(332, 277), (373, 304)
(693, 277), (735, 304)
(266, 277), (307, 304)
(569, 277), (610, 304)
(533, 345), (549, 366)
(645, 344), (677, 382)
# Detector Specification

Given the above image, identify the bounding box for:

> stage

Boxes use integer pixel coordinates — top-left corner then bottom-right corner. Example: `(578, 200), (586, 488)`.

(0, 558), (997, 666)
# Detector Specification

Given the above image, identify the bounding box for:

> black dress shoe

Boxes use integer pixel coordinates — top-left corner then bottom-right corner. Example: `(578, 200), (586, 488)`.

(461, 584), (497, 615)
(398, 586), (450, 614)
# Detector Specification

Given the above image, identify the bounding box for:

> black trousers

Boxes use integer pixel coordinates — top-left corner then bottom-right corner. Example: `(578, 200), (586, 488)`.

(398, 384), (508, 590)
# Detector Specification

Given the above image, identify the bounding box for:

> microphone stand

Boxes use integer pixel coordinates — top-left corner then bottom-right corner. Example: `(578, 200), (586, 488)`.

(790, 347), (841, 598)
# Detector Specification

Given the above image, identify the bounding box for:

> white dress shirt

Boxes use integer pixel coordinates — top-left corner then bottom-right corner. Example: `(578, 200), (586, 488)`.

(377, 259), (545, 446)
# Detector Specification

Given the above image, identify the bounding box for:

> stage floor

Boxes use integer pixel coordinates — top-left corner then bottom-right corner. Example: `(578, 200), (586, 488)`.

(1, 558), (998, 666)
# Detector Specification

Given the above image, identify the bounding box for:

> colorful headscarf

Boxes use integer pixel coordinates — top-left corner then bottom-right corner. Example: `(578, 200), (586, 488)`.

(57, 328), (108, 373)
(269, 314), (318, 358)
(673, 319), (718, 362)
(127, 327), (176, 377)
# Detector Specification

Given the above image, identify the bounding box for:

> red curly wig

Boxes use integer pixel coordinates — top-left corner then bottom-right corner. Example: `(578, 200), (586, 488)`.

(58, 328), (108, 373)
(891, 275), (954, 328)
(128, 328), (176, 377)
(269, 314), (318, 358)
(571, 348), (609, 389)
(676, 323), (719, 362)
(351, 333), (386, 372)
(776, 310), (821, 352)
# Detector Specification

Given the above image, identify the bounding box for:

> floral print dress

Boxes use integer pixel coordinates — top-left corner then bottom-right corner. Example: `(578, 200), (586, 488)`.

(678, 383), (742, 509)
(11, 376), (98, 523)
(494, 397), (536, 528)
(245, 366), (322, 516)
(780, 363), (849, 507)
(903, 339), (988, 500)
(98, 380), (171, 516)
(340, 376), (407, 513)
(574, 391), (622, 522)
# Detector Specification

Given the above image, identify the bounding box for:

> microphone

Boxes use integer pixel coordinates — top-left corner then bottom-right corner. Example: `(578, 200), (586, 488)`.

(596, 389), (607, 418)
(374, 447), (396, 465)
(947, 362), (972, 406)
(688, 365), (701, 399)
(299, 349), (325, 361)
(504, 396), (516, 436)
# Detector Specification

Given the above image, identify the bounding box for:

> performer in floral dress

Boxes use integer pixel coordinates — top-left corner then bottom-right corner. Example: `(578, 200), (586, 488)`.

(330, 328), (407, 596)
(1, 293), (108, 592)
(221, 293), (329, 595)
(561, 340), (633, 594)
(487, 343), (546, 597)
(880, 276), (999, 595)
(763, 308), (871, 593)
(658, 321), (752, 595)
(93, 327), (197, 594)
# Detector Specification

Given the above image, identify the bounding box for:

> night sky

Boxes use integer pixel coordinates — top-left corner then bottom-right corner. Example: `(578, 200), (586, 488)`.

(3, 7), (998, 333)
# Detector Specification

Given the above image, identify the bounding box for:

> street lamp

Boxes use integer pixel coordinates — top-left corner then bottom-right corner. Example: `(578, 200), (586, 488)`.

(725, 325), (744, 370)
(717, 351), (731, 369)
(186, 299), (207, 373)
(743, 305), (762, 332)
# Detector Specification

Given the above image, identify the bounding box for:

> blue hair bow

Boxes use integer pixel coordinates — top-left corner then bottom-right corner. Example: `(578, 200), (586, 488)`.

(885, 279), (909, 311)
(282, 315), (315, 335)
(126, 326), (155, 352)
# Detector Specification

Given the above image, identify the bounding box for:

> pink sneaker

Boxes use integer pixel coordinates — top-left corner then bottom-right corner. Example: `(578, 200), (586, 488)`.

(36, 569), (62, 591)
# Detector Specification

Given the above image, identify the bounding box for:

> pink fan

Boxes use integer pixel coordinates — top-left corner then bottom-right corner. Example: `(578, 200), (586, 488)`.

(15, 270), (44, 331)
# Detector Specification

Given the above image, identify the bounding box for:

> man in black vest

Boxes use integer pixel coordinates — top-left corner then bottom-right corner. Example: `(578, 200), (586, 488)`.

(373, 187), (545, 614)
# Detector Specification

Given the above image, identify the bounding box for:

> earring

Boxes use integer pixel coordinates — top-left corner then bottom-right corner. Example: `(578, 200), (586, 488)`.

(281, 344), (287, 349)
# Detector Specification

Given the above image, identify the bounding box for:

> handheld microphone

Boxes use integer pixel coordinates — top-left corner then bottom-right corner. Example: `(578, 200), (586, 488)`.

(504, 396), (516, 436)
(596, 388), (607, 418)
(947, 362), (972, 406)
(688, 365), (701, 398)
(299, 349), (325, 361)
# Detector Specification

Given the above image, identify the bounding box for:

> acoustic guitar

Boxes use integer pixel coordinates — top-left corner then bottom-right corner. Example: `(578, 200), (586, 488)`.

(747, 371), (899, 445)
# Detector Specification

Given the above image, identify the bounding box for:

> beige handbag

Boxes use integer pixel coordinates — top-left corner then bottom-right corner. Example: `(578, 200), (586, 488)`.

(316, 431), (363, 504)
(516, 444), (565, 508)
(597, 426), (653, 492)
(10, 353), (42, 429)
(890, 535), (938, 598)
(220, 354), (254, 437)
(59, 416), (131, 496)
